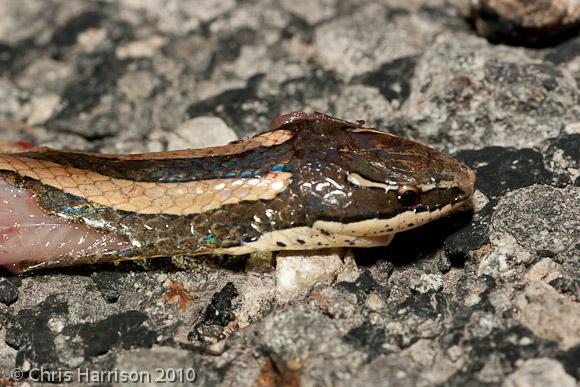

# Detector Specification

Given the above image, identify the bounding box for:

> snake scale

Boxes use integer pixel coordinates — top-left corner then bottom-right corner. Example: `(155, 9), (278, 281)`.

(0, 112), (475, 272)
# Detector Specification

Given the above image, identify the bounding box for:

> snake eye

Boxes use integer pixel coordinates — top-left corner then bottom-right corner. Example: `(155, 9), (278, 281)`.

(397, 186), (421, 207)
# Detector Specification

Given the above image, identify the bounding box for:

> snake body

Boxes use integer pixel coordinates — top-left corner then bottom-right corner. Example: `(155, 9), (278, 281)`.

(0, 113), (475, 271)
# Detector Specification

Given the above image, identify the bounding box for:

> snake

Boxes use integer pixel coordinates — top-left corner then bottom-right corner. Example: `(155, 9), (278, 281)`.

(0, 112), (475, 272)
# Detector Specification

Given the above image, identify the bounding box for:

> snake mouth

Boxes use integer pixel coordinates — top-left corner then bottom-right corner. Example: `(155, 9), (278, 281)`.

(446, 165), (476, 204)
(459, 167), (477, 201)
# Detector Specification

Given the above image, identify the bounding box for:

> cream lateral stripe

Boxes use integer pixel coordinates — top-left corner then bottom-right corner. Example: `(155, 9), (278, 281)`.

(350, 127), (399, 136)
(347, 172), (399, 192)
(313, 202), (465, 237)
(348, 172), (445, 192)
(39, 130), (294, 160)
(0, 154), (292, 215)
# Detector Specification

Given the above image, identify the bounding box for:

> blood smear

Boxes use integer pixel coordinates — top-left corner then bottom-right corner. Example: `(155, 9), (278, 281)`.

(0, 177), (127, 271)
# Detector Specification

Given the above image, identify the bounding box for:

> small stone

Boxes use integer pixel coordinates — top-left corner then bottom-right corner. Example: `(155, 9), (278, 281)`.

(202, 282), (238, 326)
(467, 0), (580, 46)
(116, 36), (167, 59)
(276, 248), (345, 302)
(412, 273), (444, 294)
(117, 71), (158, 100)
(446, 345), (463, 361)
(478, 232), (532, 276)
(280, 0), (337, 25)
(167, 116), (238, 150)
(365, 293), (386, 311)
(503, 358), (576, 387)
(206, 339), (227, 355)
(471, 190), (490, 213)
(525, 258), (563, 284)
(334, 248), (359, 283)
(76, 28), (107, 53)
(27, 94), (60, 126)
(518, 337), (533, 346)
(515, 281), (580, 349)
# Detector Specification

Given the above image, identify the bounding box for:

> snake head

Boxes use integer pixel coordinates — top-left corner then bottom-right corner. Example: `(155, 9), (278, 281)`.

(342, 126), (476, 212)
(282, 114), (476, 235)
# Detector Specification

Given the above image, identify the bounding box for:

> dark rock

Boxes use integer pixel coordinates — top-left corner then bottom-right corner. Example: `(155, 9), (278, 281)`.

(0, 277), (18, 305)
(397, 291), (447, 321)
(557, 344), (580, 379)
(0, 43), (16, 74)
(187, 75), (272, 136)
(549, 277), (580, 301)
(63, 311), (156, 358)
(343, 321), (388, 361)
(47, 56), (128, 138)
(336, 269), (390, 304)
(91, 271), (123, 303)
(537, 249), (557, 258)
(51, 10), (103, 57)
(213, 28), (258, 64)
(280, 15), (315, 43)
(355, 56), (418, 103)
(444, 203), (494, 264)
(447, 326), (561, 385)
(5, 295), (69, 369)
(384, 211), (472, 268)
(544, 134), (580, 185)
(545, 36), (580, 64)
(456, 147), (555, 200)
(202, 282), (239, 327)
(548, 134), (580, 162)
(189, 282), (239, 343)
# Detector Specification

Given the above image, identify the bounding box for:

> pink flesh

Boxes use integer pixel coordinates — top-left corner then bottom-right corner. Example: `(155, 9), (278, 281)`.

(0, 177), (128, 272)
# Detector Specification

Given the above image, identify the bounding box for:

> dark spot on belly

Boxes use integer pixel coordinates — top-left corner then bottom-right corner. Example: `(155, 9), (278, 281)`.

(320, 229), (331, 236)
(276, 241), (287, 247)
(296, 239), (306, 244)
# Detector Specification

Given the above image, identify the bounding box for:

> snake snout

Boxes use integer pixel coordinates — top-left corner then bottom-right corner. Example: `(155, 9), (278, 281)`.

(455, 165), (476, 203)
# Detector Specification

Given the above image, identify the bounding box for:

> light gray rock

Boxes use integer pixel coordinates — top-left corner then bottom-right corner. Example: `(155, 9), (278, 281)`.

(314, 3), (426, 79)
(114, 347), (197, 387)
(515, 281), (580, 349)
(404, 34), (580, 150)
(503, 358), (576, 387)
(492, 185), (579, 253)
